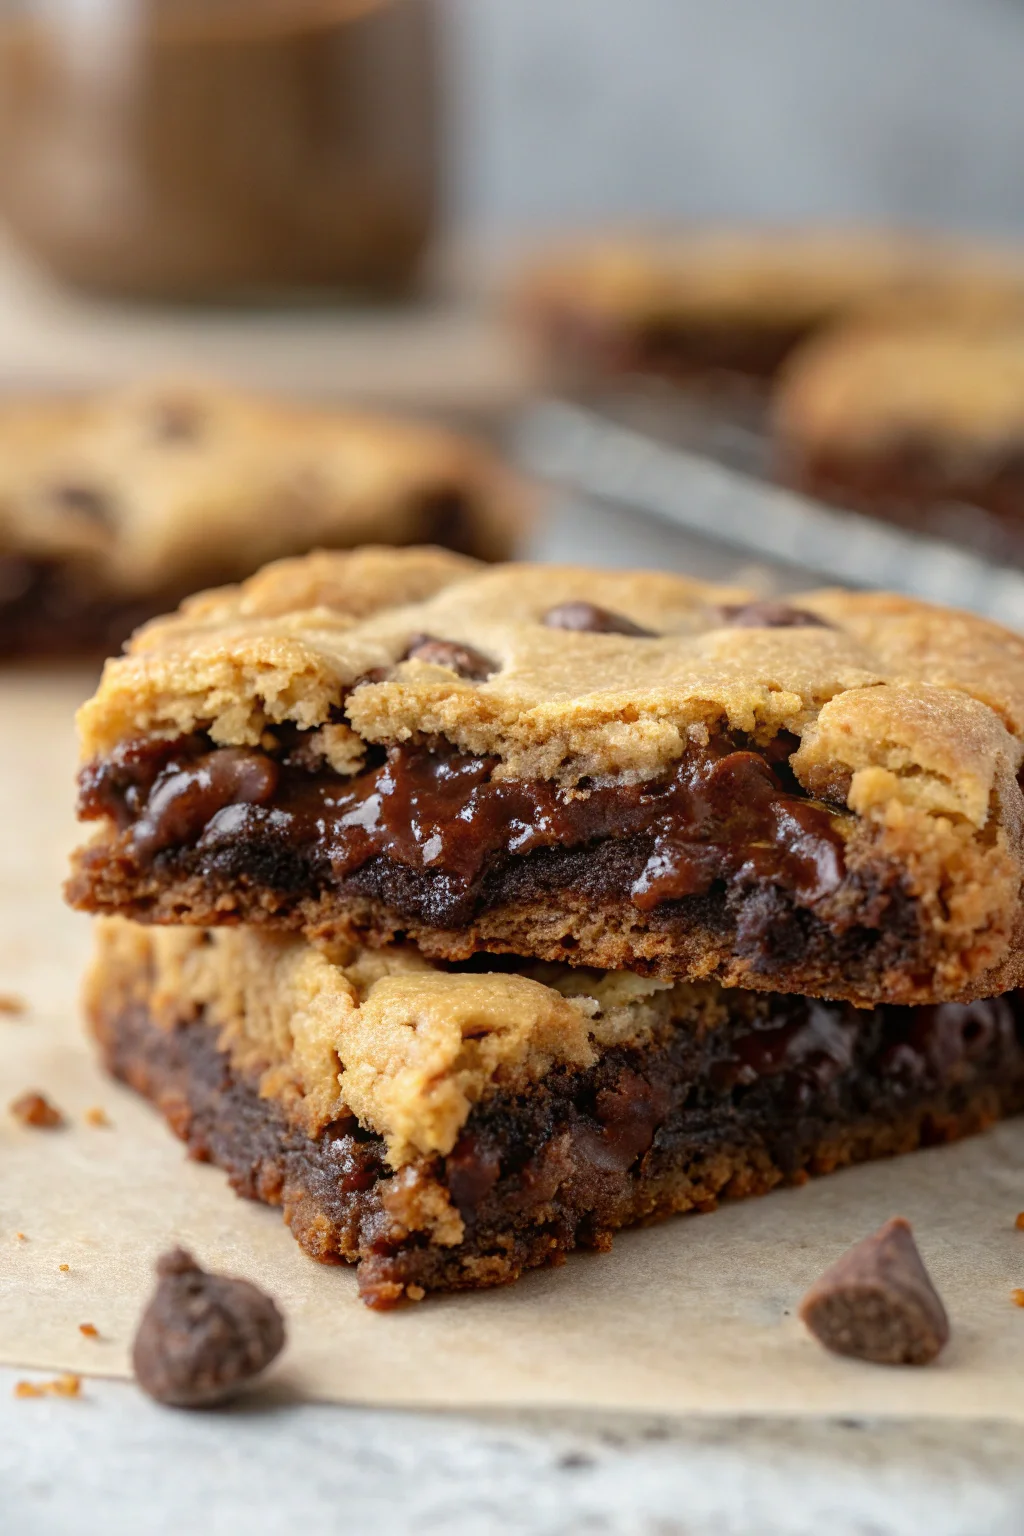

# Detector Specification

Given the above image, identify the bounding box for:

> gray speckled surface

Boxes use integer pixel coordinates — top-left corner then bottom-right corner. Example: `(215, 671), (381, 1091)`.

(4, 1366), (1024, 1536)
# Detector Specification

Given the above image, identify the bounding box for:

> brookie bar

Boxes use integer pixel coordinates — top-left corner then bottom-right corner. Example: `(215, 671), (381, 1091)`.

(67, 547), (1024, 1006)
(0, 382), (523, 656)
(774, 323), (1024, 561)
(518, 229), (1024, 388)
(88, 918), (1024, 1306)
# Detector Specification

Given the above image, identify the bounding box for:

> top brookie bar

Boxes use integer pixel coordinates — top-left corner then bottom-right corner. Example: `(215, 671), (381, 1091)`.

(68, 545), (1024, 1007)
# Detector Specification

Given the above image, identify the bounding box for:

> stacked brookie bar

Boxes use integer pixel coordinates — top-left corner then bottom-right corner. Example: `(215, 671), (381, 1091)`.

(67, 546), (1024, 1307)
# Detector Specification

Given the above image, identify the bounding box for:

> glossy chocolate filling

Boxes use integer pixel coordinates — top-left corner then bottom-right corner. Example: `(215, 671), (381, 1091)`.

(78, 730), (848, 924)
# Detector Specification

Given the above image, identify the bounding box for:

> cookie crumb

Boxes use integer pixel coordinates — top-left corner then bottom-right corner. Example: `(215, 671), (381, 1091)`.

(799, 1217), (949, 1365)
(14, 1374), (81, 1399)
(9, 1091), (64, 1129)
(132, 1247), (286, 1408)
(84, 1106), (111, 1128)
(1012, 1289), (1024, 1307)
(1015, 1213), (1024, 1231)
(0, 993), (26, 1016)
(405, 1284), (426, 1302)
(79, 1323), (100, 1338)
(59, 1263), (70, 1273)
(15, 1232), (26, 1242)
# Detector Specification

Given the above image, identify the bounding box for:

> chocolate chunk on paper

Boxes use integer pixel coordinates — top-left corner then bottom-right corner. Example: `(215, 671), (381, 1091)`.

(800, 1217), (949, 1365)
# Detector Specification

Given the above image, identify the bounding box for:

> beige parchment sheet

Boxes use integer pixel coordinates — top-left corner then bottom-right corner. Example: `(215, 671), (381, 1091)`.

(3, 669), (1024, 1419)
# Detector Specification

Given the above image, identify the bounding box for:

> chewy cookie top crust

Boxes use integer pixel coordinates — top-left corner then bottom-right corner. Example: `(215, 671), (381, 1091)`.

(0, 380), (523, 594)
(774, 324), (1024, 461)
(80, 546), (1024, 794)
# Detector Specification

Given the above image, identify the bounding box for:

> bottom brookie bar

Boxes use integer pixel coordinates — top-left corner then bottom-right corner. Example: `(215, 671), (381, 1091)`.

(87, 919), (1024, 1309)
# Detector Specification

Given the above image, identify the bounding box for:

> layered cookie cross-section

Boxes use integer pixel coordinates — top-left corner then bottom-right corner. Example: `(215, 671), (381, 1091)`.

(68, 546), (1024, 1007)
(89, 918), (1024, 1306)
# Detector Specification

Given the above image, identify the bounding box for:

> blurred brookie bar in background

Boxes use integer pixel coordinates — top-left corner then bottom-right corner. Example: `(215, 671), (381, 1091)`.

(0, 381), (527, 657)
(773, 323), (1024, 563)
(515, 225), (1024, 569)
(516, 228), (1024, 390)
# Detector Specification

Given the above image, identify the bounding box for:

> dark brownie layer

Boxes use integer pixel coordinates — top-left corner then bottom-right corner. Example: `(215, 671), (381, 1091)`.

(780, 444), (1024, 563)
(90, 977), (1024, 1306)
(0, 556), (186, 658)
(70, 730), (949, 1003)
(540, 307), (813, 386)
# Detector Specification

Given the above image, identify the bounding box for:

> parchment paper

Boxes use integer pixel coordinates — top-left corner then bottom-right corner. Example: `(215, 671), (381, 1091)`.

(4, 671), (1024, 1419)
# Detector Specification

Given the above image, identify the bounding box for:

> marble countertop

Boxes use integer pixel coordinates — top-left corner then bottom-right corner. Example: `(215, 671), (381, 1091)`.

(4, 1365), (1022, 1536)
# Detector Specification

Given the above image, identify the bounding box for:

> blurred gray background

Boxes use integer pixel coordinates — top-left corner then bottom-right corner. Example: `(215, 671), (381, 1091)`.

(448, 0), (1024, 236)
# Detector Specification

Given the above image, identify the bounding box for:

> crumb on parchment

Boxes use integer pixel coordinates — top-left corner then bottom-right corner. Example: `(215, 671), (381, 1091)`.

(0, 994), (26, 1016)
(14, 1375), (81, 1399)
(84, 1106), (111, 1128)
(9, 1091), (64, 1129)
(1012, 1289), (1024, 1307)
(79, 1323), (99, 1339)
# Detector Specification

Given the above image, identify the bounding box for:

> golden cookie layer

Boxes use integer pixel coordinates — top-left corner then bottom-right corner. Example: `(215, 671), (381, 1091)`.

(89, 917), (696, 1168)
(775, 323), (1024, 458)
(79, 547), (1024, 807)
(519, 229), (1024, 332)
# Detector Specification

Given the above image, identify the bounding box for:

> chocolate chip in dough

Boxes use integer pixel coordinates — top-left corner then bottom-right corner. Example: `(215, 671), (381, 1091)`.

(404, 634), (496, 681)
(151, 396), (206, 443)
(132, 1248), (286, 1408)
(543, 600), (656, 637)
(49, 483), (114, 526)
(718, 601), (831, 629)
(799, 1217), (949, 1365)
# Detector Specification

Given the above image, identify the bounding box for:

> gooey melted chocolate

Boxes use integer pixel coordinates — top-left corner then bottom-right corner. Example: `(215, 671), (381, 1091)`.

(79, 729), (848, 915)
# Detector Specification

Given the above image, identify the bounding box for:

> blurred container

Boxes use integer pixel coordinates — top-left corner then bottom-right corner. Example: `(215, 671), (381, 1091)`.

(0, 0), (439, 299)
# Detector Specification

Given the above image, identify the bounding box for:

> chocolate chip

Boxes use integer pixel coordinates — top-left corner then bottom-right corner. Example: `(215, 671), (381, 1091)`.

(799, 1217), (949, 1365)
(132, 748), (280, 859)
(446, 1133), (502, 1211)
(404, 634), (495, 681)
(717, 601), (831, 629)
(132, 1248), (285, 1409)
(578, 1070), (670, 1173)
(542, 601), (656, 637)
(50, 483), (113, 525)
(349, 667), (392, 691)
(151, 398), (206, 443)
